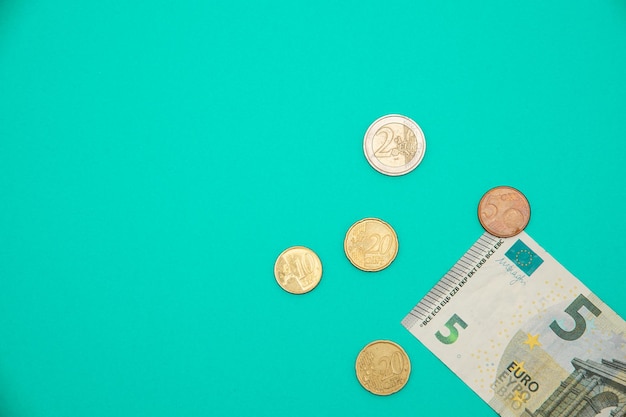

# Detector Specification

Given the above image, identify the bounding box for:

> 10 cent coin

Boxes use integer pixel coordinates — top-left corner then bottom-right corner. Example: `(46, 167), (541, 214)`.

(274, 246), (322, 294)
(478, 186), (531, 238)
(363, 114), (426, 176)
(344, 218), (398, 272)
(355, 340), (411, 395)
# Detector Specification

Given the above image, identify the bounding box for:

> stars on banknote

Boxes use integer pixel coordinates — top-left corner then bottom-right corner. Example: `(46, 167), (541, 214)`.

(512, 390), (527, 404)
(523, 333), (541, 350)
(608, 331), (625, 348)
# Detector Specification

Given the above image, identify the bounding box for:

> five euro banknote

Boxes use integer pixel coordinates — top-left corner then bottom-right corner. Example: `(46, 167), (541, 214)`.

(402, 232), (626, 417)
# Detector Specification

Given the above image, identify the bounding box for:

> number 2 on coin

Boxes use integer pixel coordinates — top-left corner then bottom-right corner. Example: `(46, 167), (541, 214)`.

(435, 314), (468, 344)
(365, 233), (392, 255)
(373, 127), (395, 157)
(549, 294), (601, 341)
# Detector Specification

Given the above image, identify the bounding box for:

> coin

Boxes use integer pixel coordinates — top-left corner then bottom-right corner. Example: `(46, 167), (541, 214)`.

(344, 218), (398, 272)
(355, 340), (411, 395)
(363, 114), (426, 176)
(274, 246), (322, 294)
(478, 186), (531, 238)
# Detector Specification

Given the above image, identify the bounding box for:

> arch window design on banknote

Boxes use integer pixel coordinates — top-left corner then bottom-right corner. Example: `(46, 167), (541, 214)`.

(402, 232), (626, 417)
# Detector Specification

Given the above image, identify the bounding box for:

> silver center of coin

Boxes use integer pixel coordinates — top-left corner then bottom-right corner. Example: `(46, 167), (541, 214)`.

(363, 114), (426, 176)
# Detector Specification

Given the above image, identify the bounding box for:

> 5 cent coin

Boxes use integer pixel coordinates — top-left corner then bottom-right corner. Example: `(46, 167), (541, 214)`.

(344, 218), (398, 272)
(355, 340), (411, 395)
(363, 114), (426, 176)
(274, 246), (322, 294)
(478, 186), (531, 238)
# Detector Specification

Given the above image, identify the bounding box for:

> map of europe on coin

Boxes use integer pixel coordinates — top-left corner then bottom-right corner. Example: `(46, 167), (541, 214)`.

(402, 232), (626, 417)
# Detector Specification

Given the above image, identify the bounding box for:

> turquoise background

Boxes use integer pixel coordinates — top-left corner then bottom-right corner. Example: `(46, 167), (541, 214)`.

(1, 1), (625, 416)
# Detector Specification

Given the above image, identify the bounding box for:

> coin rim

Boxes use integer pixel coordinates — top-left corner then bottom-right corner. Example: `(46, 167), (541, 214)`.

(477, 185), (531, 238)
(343, 217), (399, 272)
(273, 245), (323, 294)
(363, 114), (426, 176)
(355, 339), (411, 396)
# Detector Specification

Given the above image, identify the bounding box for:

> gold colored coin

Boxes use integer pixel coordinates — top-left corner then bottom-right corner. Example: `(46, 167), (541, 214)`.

(478, 186), (531, 238)
(355, 340), (411, 395)
(274, 246), (322, 294)
(344, 218), (398, 271)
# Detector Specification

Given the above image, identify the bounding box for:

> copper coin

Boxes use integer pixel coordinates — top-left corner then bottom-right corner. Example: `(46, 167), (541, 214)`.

(477, 186), (530, 238)
(274, 246), (322, 294)
(355, 340), (411, 395)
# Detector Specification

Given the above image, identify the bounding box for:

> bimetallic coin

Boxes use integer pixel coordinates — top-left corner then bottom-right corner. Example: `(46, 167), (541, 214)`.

(478, 186), (531, 238)
(274, 246), (322, 294)
(355, 340), (411, 396)
(344, 218), (398, 272)
(363, 114), (426, 176)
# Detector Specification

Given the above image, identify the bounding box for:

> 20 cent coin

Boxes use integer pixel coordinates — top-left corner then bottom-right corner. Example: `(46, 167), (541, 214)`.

(355, 340), (411, 395)
(274, 246), (322, 294)
(344, 218), (398, 272)
(478, 186), (531, 238)
(363, 114), (426, 176)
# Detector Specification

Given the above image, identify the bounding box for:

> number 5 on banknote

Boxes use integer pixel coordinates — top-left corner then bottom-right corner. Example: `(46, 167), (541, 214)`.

(402, 232), (626, 417)
(549, 294), (601, 341)
(435, 314), (467, 344)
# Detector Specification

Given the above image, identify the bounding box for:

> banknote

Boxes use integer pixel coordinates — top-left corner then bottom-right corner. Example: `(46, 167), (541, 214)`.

(402, 232), (626, 417)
